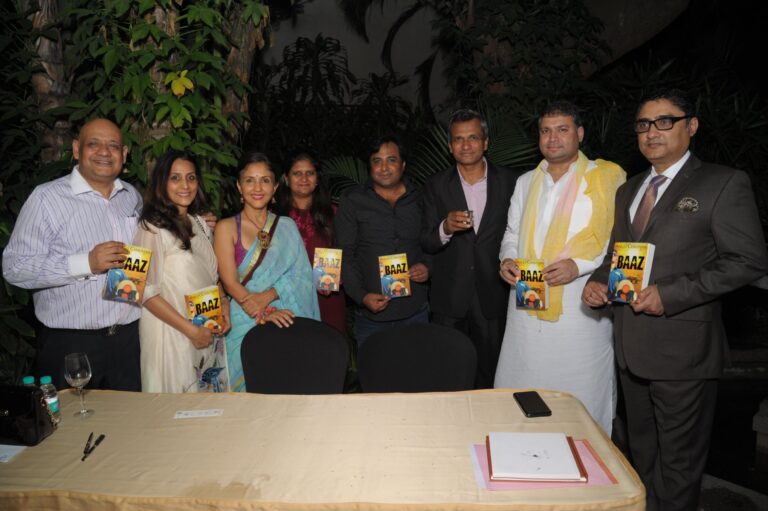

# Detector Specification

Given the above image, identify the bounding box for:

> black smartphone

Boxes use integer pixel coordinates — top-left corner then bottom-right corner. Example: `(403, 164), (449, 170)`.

(513, 391), (552, 417)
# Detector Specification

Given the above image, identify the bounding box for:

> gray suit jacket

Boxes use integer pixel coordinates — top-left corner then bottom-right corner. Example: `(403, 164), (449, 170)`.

(591, 155), (767, 380)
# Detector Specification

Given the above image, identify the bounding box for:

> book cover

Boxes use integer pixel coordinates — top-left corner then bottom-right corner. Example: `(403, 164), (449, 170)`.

(514, 259), (548, 310)
(608, 242), (656, 304)
(103, 244), (152, 304)
(184, 285), (224, 332)
(183, 285), (228, 392)
(485, 432), (586, 482)
(378, 253), (411, 298)
(313, 248), (342, 292)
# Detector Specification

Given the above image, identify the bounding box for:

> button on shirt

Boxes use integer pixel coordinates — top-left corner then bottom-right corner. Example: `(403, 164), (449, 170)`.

(3, 166), (142, 329)
(335, 180), (430, 321)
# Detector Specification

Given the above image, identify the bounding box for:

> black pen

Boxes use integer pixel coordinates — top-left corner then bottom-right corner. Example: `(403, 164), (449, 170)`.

(83, 432), (93, 458)
(81, 434), (106, 462)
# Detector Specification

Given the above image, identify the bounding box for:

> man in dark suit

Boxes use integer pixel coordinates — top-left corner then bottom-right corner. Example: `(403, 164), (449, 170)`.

(583, 89), (767, 511)
(421, 109), (521, 388)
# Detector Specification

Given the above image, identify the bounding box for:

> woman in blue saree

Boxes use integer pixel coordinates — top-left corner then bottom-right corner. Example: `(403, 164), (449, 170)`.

(214, 151), (319, 391)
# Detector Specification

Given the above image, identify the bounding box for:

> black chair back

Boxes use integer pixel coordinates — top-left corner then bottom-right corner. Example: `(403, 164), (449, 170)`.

(357, 323), (476, 392)
(241, 317), (348, 394)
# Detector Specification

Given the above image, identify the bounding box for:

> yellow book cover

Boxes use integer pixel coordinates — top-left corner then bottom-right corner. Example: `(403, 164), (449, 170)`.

(608, 242), (656, 304)
(378, 253), (410, 299)
(313, 248), (342, 292)
(514, 259), (548, 310)
(184, 285), (223, 331)
(103, 244), (152, 304)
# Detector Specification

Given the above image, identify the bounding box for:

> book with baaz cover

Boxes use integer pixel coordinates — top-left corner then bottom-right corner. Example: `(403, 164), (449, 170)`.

(378, 253), (410, 298)
(313, 248), (342, 292)
(184, 285), (229, 393)
(103, 244), (152, 304)
(184, 285), (224, 331)
(515, 259), (548, 310)
(485, 432), (587, 482)
(608, 242), (655, 304)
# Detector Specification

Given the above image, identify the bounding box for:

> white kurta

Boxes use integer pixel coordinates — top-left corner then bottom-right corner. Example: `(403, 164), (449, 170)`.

(494, 161), (616, 434)
(136, 217), (219, 393)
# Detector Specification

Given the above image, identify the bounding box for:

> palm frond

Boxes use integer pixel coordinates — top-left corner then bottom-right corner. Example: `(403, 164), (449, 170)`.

(323, 155), (368, 201)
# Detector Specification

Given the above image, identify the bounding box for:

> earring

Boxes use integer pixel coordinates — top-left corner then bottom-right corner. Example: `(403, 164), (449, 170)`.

(240, 195), (244, 204)
(271, 196), (276, 204)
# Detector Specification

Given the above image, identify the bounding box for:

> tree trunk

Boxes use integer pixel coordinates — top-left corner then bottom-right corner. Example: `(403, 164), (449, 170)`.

(223, 7), (268, 134)
(29, 0), (70, 162)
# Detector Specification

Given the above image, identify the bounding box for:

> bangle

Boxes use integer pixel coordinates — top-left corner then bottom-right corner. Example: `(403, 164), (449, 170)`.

(237, 294), (248, 305)
(257, 306), (277, 325)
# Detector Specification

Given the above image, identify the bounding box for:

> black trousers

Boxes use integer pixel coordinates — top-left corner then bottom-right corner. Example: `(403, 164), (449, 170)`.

(35, 321), (141, 392)
(431, 290), (505, 389)
(619, 367), (718, 511)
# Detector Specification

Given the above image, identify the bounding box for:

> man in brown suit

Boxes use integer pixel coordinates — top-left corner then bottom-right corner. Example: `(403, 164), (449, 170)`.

(583, 89), (767, 511)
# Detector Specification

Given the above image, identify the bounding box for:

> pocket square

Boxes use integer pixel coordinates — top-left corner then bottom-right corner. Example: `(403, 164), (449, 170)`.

(675, 197), (699, 212)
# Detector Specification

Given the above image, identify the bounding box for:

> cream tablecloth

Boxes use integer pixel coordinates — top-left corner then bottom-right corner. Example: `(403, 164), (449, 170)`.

(0, 389), (644, 510)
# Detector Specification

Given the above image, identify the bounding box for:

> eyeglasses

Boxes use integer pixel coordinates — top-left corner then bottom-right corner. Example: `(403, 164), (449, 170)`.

(633, 115), (691, 133)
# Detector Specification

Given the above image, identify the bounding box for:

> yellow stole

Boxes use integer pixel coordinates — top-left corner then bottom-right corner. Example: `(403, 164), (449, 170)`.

(520, 151), (625, 321)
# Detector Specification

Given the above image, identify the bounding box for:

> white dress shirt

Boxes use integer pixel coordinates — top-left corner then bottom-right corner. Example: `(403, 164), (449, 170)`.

(3, 166), (142, 328)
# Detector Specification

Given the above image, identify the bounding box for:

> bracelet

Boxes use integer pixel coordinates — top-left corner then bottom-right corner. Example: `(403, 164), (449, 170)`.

(257, 306), (277, 325)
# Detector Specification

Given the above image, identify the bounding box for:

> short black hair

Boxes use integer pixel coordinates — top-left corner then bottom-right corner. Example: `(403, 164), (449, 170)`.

(448, 109), (488, 139)
(367, 134), (407, 162)
(637, 88), (696, 118)
(539, 100), (583, 128)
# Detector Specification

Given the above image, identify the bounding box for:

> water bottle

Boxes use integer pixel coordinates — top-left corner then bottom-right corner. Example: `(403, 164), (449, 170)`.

(22, 375), (36, 386)
(39, 375), (62, 424)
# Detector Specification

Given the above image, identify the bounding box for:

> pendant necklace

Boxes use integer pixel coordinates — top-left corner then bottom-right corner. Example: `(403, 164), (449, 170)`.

(244, 210), (271, 249)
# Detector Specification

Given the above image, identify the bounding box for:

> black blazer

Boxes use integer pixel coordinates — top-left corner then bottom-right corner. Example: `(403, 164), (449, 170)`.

(591, 155), (767, 380)
(421, 162), (521, 319)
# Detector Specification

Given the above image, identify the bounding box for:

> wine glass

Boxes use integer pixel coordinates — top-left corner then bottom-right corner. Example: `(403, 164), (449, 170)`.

(64, 352), (93, 418)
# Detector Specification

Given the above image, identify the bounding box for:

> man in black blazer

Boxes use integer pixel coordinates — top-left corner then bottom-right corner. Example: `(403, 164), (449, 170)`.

(421, 109), (521, 388)
(583, 89), (767, 511)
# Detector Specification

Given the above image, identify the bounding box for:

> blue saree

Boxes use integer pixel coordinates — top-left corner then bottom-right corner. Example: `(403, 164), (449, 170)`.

(226, 213), (320, 391)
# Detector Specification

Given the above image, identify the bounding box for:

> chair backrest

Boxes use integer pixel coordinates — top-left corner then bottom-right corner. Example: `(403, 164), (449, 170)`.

(241, 317), (349, 394)
(357, 323), (476, 392)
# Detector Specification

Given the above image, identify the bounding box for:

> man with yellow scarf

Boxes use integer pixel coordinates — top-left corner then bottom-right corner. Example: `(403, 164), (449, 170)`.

(495, 101), (625, 434)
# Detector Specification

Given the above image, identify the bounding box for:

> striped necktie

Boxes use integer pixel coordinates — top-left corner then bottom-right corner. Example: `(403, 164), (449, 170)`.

(631, 174), (667, 239)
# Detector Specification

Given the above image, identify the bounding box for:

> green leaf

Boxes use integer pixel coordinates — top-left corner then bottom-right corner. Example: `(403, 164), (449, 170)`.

(112, 0), (131, 17)
(104, 47), (119, 75)
(155, 106), (170, 124)
(137, 0), (155, 15)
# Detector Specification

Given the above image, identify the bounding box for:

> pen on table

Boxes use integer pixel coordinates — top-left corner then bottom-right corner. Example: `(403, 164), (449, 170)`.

(81, 434), (106, 462)
(83, 432), (93, 457)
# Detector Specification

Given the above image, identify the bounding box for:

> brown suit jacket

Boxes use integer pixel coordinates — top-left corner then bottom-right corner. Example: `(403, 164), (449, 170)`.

(591, 155), (767, 380)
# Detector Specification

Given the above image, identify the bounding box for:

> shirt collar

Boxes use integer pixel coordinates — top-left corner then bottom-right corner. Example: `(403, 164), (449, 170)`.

(650, 150), (690, 182)
(70, 165), (125, 197)
(538, 156), (578, 184)
(456, 158), (488, 186)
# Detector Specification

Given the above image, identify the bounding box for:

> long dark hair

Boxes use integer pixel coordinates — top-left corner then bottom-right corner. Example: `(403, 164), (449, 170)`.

(140, 150), (209, 250)
(274, 151), (335, 244)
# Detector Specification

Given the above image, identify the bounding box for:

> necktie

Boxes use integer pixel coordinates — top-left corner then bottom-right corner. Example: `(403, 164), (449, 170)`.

(631, 174), (667, 239)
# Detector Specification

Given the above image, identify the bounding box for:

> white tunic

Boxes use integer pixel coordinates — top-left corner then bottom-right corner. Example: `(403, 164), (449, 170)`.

(136, 217), (219, 393)
(494, 161), (616, 434)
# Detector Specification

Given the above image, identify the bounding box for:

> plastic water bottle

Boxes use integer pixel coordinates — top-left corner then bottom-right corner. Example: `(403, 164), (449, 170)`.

(39, 375), (62, 424)
(22, 375), (36, 386)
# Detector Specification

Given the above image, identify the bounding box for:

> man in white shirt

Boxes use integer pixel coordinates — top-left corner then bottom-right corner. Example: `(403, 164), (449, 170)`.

(4, 118), (142, 390)
(496, 100), (625, 434)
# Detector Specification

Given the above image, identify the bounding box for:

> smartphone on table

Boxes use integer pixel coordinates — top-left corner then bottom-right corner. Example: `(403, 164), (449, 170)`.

(513, 390), (552, 417)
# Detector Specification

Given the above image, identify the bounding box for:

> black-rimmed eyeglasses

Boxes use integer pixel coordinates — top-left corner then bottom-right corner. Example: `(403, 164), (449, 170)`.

(633, 115), (691, 133)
